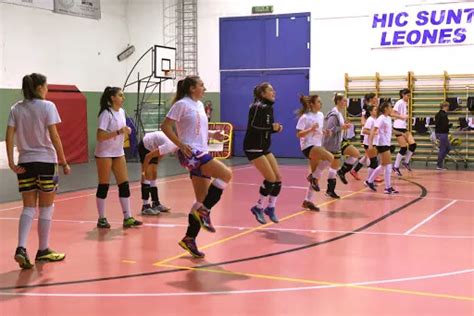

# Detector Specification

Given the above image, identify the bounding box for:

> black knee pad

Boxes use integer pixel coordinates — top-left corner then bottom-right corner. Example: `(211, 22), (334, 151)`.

(96, 183), (109, 199)
(399, 146), (408, 155)
(118, 181), (130, 198)
(259, 180), (275, 196)
(270, 181), (282, 197)
(409, 143), (417, 152)
(369, 157), (378, 169)
(390, 145), (396, 153)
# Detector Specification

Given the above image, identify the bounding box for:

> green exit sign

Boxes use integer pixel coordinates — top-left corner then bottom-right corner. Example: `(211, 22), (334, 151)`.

(252, 5), (273, 14)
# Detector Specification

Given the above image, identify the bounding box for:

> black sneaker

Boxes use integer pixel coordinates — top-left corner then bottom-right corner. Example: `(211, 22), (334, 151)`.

(178, 237), (205, 258)
(192, 207), (216, 233)
(364, 180), (377, 192)
(35, 248), (66, 262)
(97, 217), (111, 229)
(326, 191), (340, 199)
(14, 247), (34, 269)
(337, 170), (348, 184)
(306, 174), (320, 191)
(392, 167), (402, 177)
(302, 200), (320, 212)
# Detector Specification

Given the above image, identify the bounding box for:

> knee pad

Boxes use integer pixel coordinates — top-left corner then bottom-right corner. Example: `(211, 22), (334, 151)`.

(270, 181), (282, 197)
(259, 180), (275, 196)
(21, 207), (36, 219)
(409, 143), (417, 152)
(96, 183), (109, 199)
(39, 205), (54, 220)
(369, 157), (378, 169)
(390, 145), (396, 153)
(118, 182), (130, 198)
(399, 146), (408, 155)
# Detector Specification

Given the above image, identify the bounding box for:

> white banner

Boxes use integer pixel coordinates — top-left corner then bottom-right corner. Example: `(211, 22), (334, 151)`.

(54, 0), (100, 20)
(0, 0), (54, 10)
(371, 3), (474, 48)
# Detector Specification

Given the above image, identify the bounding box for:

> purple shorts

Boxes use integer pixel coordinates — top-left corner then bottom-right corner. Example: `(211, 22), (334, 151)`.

(177, 149), (213, 178)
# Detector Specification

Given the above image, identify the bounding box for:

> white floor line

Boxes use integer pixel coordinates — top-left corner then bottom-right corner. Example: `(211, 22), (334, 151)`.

(404, 200), (459, 235)
(0, 268), (472, 297)
(0, 217), (472, 239)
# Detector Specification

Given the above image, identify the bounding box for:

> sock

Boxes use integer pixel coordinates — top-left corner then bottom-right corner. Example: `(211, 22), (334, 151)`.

(120, 197), (132, 219)
(368, 165), (382, 183)
(18, 207), (36, 248)
(353, 156), (367, 172)
(141, 181), (150, 205)
(185, 213), (201, 238)
(328, 168), (337, 179)
(149, 180), (160, 205)
(394, 153), (403, 168)
(313, 160), (330, 178)
(405, 151), (413, 163)
(38, 205), (54, 250)
(384, 164), (392, 189)
(268, 196), (278, 208)
(305, 184), (314, 201)
(202, 179), (227, 210)
(96, 198), (106, 218)
(256, 194), (266, 208)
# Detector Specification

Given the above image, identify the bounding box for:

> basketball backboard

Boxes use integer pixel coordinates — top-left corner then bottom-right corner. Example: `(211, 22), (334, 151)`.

(154, 45), (176, 79)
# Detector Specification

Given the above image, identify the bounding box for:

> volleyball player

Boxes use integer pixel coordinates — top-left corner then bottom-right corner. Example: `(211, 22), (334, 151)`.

(162, 76), (232, 258)
(95, 87), (142, 229)
(6, 73), (70, 269)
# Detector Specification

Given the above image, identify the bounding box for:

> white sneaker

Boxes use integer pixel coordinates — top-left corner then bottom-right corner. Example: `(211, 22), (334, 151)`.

(152, 203), (170, 213)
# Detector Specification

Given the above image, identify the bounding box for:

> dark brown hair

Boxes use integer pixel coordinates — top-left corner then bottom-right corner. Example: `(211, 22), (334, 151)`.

(253, 82), (272, 102)
(172, 75), (201, 104)
(22, 73), (47, 100)
(99, 86), (122, 116)
(296, 94), (320, 117)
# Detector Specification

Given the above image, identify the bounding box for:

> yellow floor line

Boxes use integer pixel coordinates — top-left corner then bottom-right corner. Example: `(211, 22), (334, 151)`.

(152, 188), (367, 266)
(158, 263), (474, 302)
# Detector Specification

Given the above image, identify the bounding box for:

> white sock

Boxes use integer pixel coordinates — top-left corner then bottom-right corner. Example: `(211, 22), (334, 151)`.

(358, 156), (368, 166)
(394, 153), (404, 168)
(328, 168), (337, 179)
(405, 151), (413, 163)
(305, 184), (314, 201)
(120, 197), (132, 219)
(268, 196), (278, 208)
(385, 164), (392, 189)
(368, 165), (382, 183)
(256, 194), (266, 209)
(345, 156), (357, 165)
(18, 207), (36, 248)
(313, 160), (330, 178)
(366, 167), (374, 181)
(96, 198), (106, 218)
(38, 205), (54, 250)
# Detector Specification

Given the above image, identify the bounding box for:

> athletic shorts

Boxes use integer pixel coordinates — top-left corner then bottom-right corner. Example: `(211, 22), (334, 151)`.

(138, 141), (158, 164)
(177, 149), (213, 179)
(302, 146), (314, 159)
(17, 162), (58, 193)
(341, 139), (352, 154)
(244, 150), (271, 161)
(393, 128), (407, 135)
(376, 146), (391, 153)
(363, 144), (369, 150)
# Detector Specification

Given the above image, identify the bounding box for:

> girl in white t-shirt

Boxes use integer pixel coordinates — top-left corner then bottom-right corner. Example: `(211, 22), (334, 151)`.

(6, 73), (70, 269)
(94, 87), (142, 229)
(296, 95), (333, 211)
(138, 131), (178, 215)
(392, 88), (417, 176)
(362, 105), (381, 191)
(161, 76), (232, 259)
(368, 101), (399, 194)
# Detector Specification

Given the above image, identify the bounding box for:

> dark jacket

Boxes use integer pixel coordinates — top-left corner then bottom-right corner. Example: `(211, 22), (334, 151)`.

(243, 99), (275, 152)
(435, 109), (451, 134)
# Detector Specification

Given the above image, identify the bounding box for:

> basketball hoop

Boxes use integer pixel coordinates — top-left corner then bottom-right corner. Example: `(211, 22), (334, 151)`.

(171, 68), (187, 86)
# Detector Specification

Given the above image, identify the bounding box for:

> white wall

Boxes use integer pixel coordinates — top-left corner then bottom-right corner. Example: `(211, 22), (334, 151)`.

(198, 0), (474, 91)
(0, 1), (135, 91)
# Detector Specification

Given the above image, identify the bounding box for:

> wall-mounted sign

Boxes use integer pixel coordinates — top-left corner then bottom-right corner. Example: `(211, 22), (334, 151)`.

(54, 0), (100, 20)
(0, 0), (54, 10)
(252, 5), (273, 14)
(371, 3), (474, 48)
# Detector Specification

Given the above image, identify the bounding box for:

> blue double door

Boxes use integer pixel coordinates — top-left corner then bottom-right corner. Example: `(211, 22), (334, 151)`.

(220, 13), (311, 158)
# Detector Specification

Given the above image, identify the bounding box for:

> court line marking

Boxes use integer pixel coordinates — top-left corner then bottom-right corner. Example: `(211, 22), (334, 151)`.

(1, 266), (472, 301)
(0, 217), (472, 239)
(404, 200), (458, 235)
(152, 188), (368, 266)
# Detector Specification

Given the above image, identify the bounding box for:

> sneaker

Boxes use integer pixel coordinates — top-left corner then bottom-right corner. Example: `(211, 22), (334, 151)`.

(350, 169), (361, 180)
(35, 248), (66, 262)
(384, 187), (399, 194)
(306, 174), (320, 191)
(14, 247), (34, 269)
(374, 176), (383, 183)
(152, 203), (171, 213)
(325, 191), (340, 199)
(264, 207), (279, 223)
(389, 187), (399, 194)
(364, 180), (377, 192)
(178, 237), (205, 258)
(402, 162), (412, 171)
(302, 200), (320, 212)
(337, 170), (348, 184)
(251, 205), (266, 224)
(97, 217), (111, 229)
(436, 166), (447, 171)
(192, 207), (216, 233)
(123, 217), (143, 228)
(141, 204), (160, 216)
(392, 167), (403, 177)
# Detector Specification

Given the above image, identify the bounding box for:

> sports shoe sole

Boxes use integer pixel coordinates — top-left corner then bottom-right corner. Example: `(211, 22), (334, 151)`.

(14, 254), (33, 269)
(178, 241), (205, 258)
